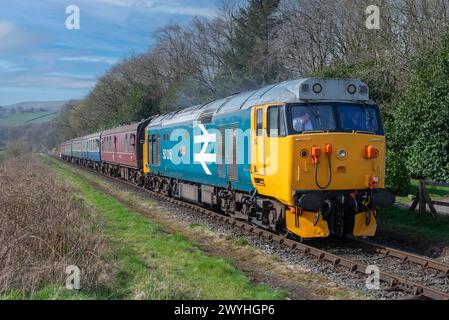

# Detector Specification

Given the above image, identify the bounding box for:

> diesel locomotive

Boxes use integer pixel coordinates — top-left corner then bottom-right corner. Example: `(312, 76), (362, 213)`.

(60, 78), (395, 239)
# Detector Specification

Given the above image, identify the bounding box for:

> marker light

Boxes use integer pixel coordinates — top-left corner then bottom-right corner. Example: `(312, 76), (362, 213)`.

(365, 145), (379, 159)
(313, 83), (323, 94)
(301, 84), (310, 93)
(347, 84), (357, 94)
(311, 146), (321, 164)
(359, 85), (368, 95)
(325, 144), (333, 157)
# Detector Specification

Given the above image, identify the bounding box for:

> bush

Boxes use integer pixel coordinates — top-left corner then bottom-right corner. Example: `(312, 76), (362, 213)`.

(5, 141), (31, 159)
(0, 155), (112, 295)
(385, 150), (410, 196)
(392, 33), (449, 182)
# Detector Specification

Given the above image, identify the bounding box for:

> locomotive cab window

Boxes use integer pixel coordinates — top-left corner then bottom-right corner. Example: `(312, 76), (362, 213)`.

(256, 109), (264, 136)
(291, 105), (336, 133)
(338, 105), (380, 133)
(267, 106), (286, 137)
(289, 103), (383, 135)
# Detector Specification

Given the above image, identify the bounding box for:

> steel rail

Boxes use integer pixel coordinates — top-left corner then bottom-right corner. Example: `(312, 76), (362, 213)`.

(351, 238), (449, 275)
(54, 157), (449, 300)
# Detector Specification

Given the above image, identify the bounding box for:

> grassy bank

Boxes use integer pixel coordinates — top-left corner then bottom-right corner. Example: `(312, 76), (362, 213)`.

(378, 205), (449, 242)
(382, 179), (449, 243)
(44, 157), (286, 300)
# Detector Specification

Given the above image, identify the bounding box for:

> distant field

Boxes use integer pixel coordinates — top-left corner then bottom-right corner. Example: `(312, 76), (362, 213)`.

(0, 148), (5, 161)
(0, 111), (57, 127)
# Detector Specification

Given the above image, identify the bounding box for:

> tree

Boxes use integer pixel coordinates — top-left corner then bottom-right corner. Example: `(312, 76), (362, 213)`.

(234, 0), (283, 85)
(393, 32), (449, 182)
(123, 83), (160, 122)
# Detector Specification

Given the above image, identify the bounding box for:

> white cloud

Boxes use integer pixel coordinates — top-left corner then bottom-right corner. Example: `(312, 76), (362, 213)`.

(149, 4), (217, 18)
(88, 0), (217, 18)
(60, 56), (118, 65)
(0, 59), (25, 72)
(0, 21), (15, 38)
(0, 74), (96, 90)
(0, 21), (38, 52)
(90, 0), (141, 7)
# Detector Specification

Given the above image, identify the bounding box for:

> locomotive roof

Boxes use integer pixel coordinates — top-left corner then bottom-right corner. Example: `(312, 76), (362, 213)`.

(146, 78), (371, 128)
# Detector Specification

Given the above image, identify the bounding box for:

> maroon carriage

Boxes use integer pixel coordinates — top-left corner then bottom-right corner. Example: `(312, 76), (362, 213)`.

(100, 120), (150, 182)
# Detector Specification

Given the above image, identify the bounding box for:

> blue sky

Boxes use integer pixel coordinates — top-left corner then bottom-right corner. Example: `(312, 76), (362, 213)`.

(0, 0), (221, 106)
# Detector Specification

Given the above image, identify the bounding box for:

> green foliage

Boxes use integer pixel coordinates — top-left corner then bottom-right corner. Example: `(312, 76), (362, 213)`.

(121, 83), (160, 122)
(234, 0), (282, 84)
(385, 150), (410, 196)
(392, 34), (449, 182)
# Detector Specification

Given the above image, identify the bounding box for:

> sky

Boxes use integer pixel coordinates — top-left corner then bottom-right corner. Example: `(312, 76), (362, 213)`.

(0, 0), (220, 106)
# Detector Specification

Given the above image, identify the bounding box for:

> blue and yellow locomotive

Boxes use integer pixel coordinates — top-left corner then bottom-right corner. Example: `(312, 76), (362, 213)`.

(143, 78), (395, 239)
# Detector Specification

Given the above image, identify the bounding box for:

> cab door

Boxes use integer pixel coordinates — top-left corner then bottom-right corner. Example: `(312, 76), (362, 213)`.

(252, 106), (267, 176)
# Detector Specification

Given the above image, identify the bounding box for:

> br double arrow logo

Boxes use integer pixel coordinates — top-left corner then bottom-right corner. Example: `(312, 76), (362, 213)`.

(193, 122), (216, 175)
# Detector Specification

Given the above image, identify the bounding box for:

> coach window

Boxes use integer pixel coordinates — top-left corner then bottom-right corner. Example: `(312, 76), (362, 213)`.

(125, 134), (128, 152)
(256, 109), (263, 136)
(267, 106), (286, 137)
(131, 134), (135, 151)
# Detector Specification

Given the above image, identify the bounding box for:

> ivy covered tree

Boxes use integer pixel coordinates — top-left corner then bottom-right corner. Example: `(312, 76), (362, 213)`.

(393, 34), (449, 182)
(234, 0), (282, 85)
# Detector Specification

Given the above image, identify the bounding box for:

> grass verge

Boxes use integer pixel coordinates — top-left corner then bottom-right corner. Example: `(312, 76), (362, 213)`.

(396, 179), (449, 203)
(44, 157), (286, 300)
(378, 206), (449, 243)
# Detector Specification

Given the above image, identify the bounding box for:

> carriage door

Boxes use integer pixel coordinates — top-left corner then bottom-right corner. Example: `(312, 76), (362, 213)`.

(113, 136), (117, 160)
(253, 106), (266, 176)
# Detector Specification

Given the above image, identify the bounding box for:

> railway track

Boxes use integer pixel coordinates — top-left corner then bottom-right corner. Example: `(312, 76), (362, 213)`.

(55, 157), (449, 300)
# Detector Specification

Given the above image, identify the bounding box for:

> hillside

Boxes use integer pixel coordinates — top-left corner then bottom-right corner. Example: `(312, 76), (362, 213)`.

(2, 101), (68, 111)
(0, 100), (69, 127)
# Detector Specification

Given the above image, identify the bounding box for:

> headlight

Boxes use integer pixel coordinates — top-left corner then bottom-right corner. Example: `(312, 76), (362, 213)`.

(313, 83), (322, 94)
(338, 149), (347, 159)
(347, 84), (357, 94)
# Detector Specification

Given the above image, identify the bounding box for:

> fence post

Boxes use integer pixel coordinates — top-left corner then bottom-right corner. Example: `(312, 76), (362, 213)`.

(419, 179), (426, 215)
(409, 179), (438, 216)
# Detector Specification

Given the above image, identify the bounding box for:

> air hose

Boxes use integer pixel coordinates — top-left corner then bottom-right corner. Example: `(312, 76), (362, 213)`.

(314, 156), (332, 190)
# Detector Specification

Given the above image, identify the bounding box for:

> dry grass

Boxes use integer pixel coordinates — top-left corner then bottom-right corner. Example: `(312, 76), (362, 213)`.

(0, 155), (111, 296)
